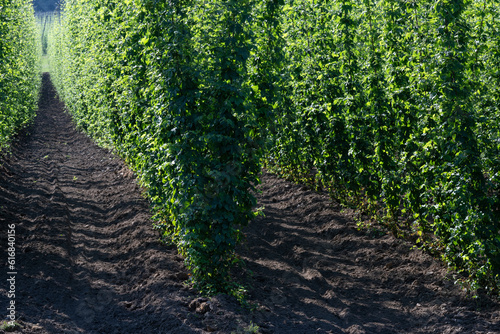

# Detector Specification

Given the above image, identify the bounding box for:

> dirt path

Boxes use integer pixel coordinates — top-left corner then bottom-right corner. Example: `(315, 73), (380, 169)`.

(0, 74), (499, 334)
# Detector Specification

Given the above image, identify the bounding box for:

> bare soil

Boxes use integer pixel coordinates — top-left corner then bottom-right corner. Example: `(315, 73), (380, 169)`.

(1, 74), (499, 333)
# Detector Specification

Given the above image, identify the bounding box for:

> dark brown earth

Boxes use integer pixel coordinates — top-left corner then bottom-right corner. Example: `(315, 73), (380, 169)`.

(0, 73), (499, 333)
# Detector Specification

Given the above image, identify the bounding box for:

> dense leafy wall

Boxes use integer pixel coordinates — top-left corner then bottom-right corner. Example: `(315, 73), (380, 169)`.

(49, 0), (271, 293)
(0, 0), (40, 151)
(50, 0), (500, 293)
(267, 0), (500, 293)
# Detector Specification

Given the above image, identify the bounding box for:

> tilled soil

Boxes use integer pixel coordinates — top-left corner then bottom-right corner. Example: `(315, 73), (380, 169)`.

(0, 73), (499, 334)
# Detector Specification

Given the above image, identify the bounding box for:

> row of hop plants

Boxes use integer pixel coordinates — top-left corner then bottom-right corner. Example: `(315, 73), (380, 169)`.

(36, 11), (57, 56)
(48, 0), (280, 296)
(48, 0), (500, 294)
(0, 0), (41, 152)
(267, 0), (500, 294)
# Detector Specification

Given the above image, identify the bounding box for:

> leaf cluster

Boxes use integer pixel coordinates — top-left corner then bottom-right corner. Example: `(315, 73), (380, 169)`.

(49, 0), (272, 294)
(266, 0), (500, 294)
(0, 0), (41, 152)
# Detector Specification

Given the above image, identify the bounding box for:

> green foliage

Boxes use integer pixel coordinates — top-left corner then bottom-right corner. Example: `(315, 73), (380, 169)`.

(0, 320), (21, 332)
(49, 0), (265, 294)
(232, 321), (260, 334)
(48, 0), (500, 294)
(266, 0), (500, 293)
(402, 0), (500, 292)
(0, 0), (41, 152)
